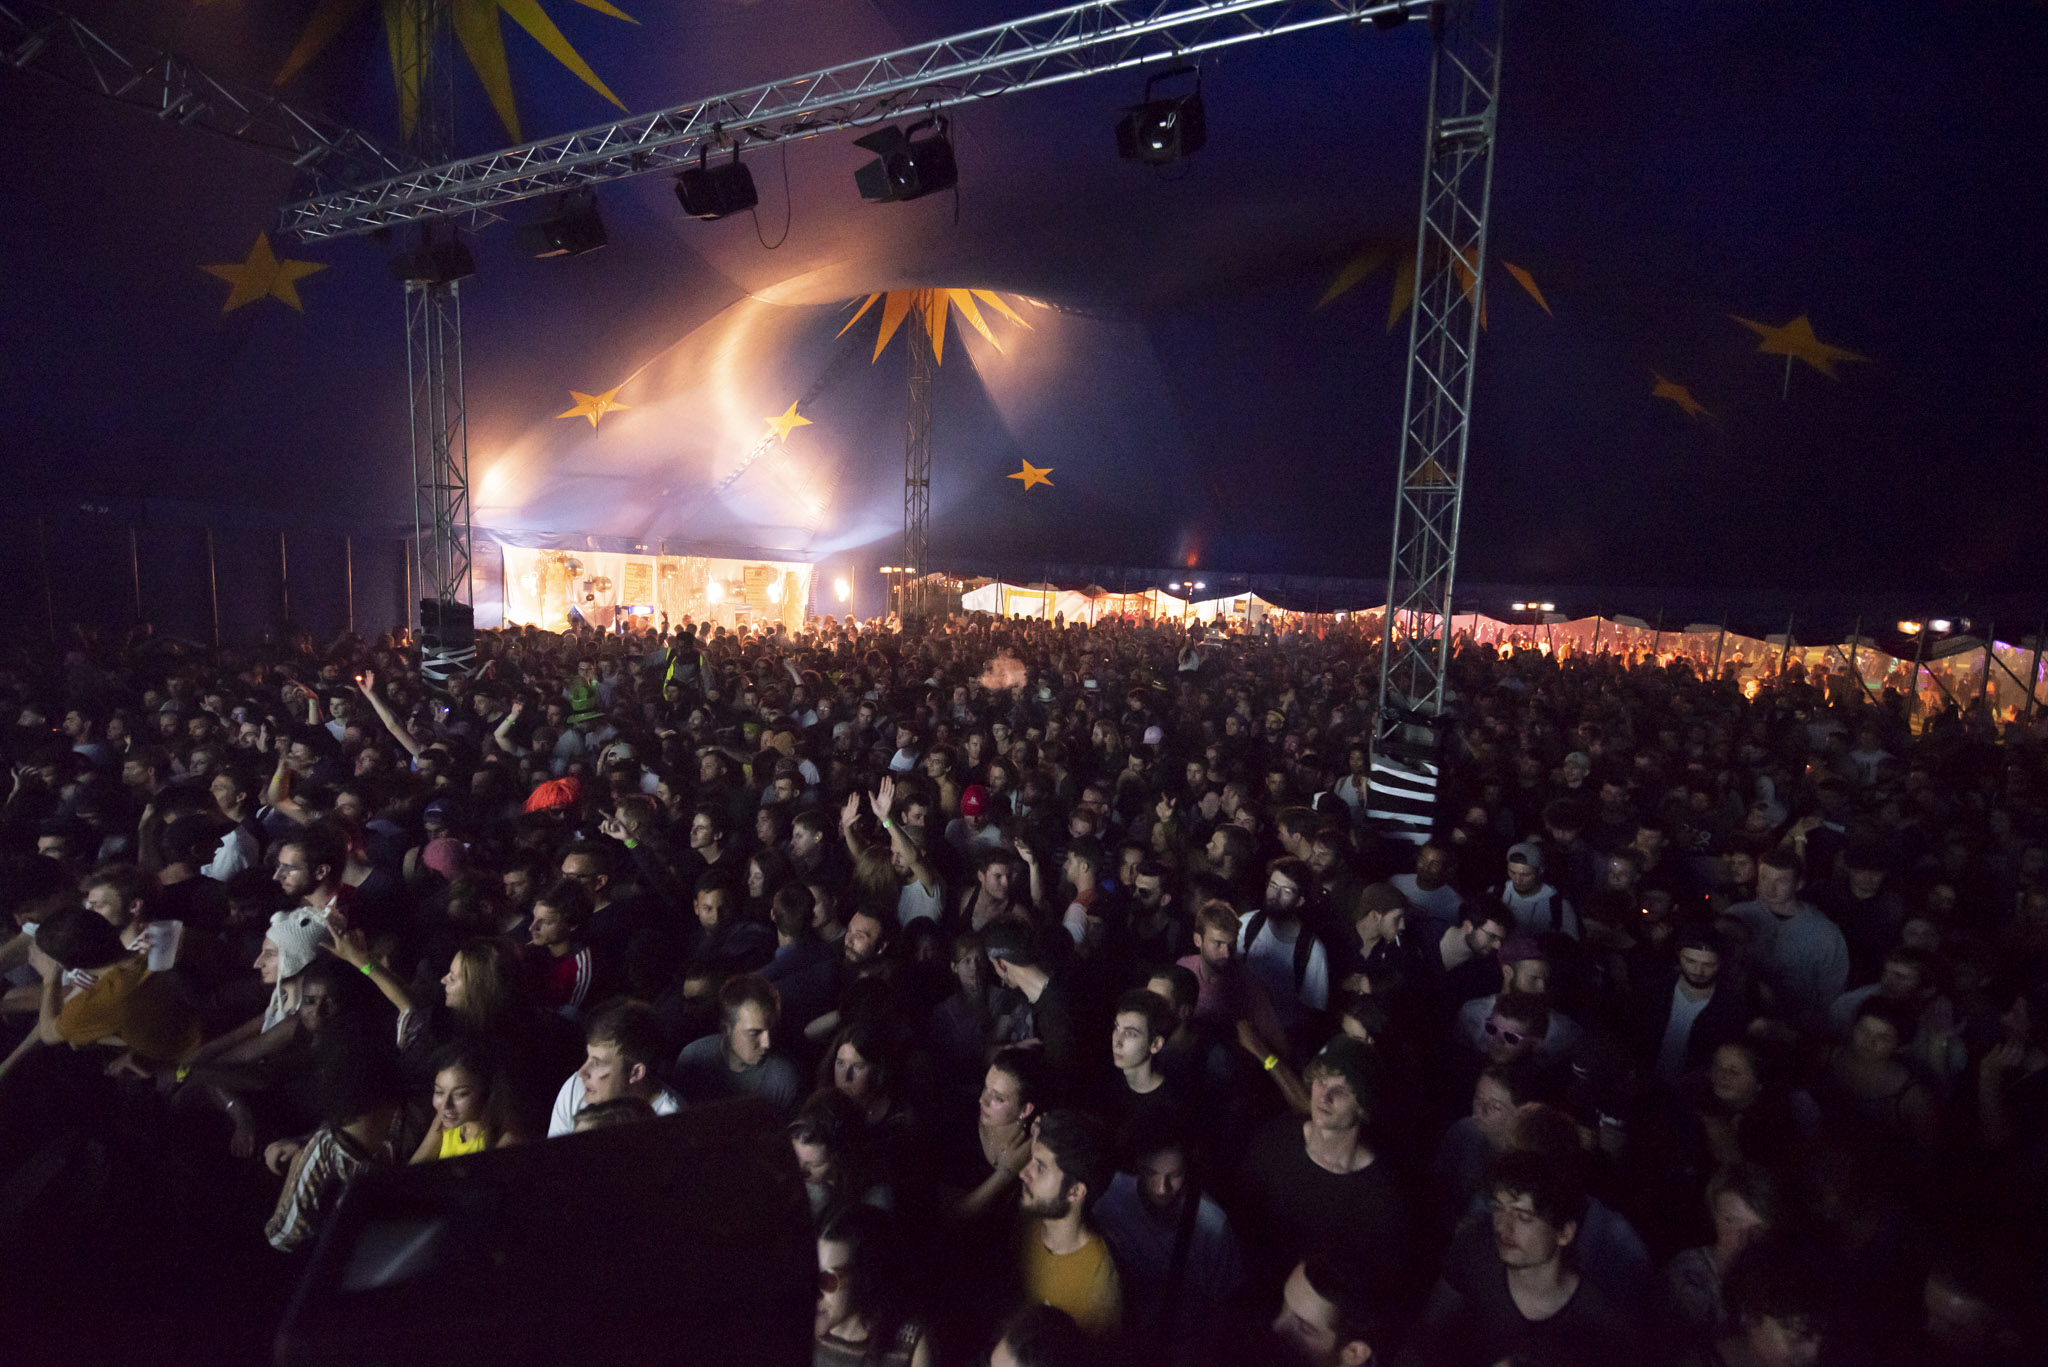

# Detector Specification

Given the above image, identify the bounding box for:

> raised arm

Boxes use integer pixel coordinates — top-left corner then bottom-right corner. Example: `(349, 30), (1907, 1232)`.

(358, 669), (426, 758)
(870, 777), (936, 893)
(321, 926), (414, 1017)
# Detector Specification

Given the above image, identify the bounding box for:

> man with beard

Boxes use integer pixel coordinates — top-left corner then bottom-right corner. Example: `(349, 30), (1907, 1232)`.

(1015, 1109), (1123, 1340)
(1237, 858), (1331, 1054)
(1093, 1118), (1246, 1366)
(1630, 925), (1754, 1084)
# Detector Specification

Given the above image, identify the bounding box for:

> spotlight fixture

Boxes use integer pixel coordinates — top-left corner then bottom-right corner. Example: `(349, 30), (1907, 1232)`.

(676, 143), (758, 220)
(387, 223), (476, 286)
(833, 577), (851, 602)
(1116, 66), (1205, 166)
(853, 118), (957, 203)
(515, 190), (606, 257)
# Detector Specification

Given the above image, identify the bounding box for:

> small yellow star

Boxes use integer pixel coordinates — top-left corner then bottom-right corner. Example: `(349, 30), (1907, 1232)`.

(1651, 373), (1712, 421)
(1007, 459), (1054, 491)
(765, 400), (813, 443)
(1729, 314), (1871, 379)
(201, 233), (326, 313)
(558, 385), (630, 429)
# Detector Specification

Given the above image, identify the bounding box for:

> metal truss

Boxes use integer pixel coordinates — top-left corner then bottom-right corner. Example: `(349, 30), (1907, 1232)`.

(1376, 0), (1501, 724)
(903, 322), (934, 618)
(0, 0), (409, 186)
(404, 276), (473, 633)
(399, 0), (475, 662)
(281, 0), (1433, 240)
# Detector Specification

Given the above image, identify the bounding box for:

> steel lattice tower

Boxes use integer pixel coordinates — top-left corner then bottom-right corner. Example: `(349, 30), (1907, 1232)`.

(398, 0), (475, 667)
(902, 318), (933, 618)
(1376, 0), (1503, 726)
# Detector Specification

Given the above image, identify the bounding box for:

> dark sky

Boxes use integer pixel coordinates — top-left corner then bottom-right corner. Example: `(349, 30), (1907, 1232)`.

(3, 0), (2044, 618)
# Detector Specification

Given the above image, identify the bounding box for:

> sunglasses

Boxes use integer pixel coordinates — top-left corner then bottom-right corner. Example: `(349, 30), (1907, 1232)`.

(1484, 1020), (1528, 1047)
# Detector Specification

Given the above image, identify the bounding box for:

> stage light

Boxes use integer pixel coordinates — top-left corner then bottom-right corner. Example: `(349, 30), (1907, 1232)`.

(1116, 66), (1205, 166)
(516, 190), (606, 257)
(1897, 621), (1922, 635)
(833, 577), (850, 602)
(676, 144), (758, 220)
(1539, 602), (1556, 612)
(707, 581), (725, 603)
(1169, 581), (1182, 591)
(767, 578), (784, 604)
(1928, 618), (1952, 633)
(1192, 581), (1207, 591)
(853, 119), (957, 203)
(388, 224), (475, 285)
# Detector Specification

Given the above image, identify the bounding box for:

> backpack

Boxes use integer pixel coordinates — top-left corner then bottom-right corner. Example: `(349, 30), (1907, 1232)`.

(1242, 911), (1318, 993)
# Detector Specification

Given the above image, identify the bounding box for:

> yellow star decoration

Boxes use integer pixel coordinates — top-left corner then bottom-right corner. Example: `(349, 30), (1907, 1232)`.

(765, 400), (812, 443)
(1007, 460), (1054, 491)
(558, 385), (629, 428)
(1651, 374), (1713, 421)
(1729, 314), (1871, 379)
(275, 0), (634, 143)
(839, 288), (1033, 364)
(201, 233), (327, 313)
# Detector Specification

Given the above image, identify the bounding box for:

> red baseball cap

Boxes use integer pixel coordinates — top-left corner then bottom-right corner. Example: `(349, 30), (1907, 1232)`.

(961, 785), (989, 817)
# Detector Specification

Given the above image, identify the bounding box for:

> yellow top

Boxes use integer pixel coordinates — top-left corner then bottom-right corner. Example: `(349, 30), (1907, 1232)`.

(438, 1123), (489, 1159)
(1018, 1225), (1122, 1338)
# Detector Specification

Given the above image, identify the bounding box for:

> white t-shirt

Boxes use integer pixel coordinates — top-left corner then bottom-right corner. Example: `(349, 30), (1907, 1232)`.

(1657, 983), (1714, 1081)
(547, 1072), (683, 1137)
(1390, 874), (1463, 924)
(898, 876), (944, 926)
(1237, 915), (1329, 1020)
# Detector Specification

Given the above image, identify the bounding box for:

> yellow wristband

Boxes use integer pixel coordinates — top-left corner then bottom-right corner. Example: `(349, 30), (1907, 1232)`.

(1262, 1054), (1279, 1072)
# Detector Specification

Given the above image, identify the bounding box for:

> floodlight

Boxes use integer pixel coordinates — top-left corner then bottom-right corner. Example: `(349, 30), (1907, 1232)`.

(1539, 602), (1556, 612)
(516, 191), (606, 257)
(676, 145), (758, 220)
(853, 119), (957, 202)
(707, 581), (725, 603)
(388, 224), (475, 285)
(1928, 619), (1952, 633)
(1116, 66), (1205, 166)
(833, 578), (851, 602)
(1192, 581), (1207, 591)
(1897, 621), (1922, 635)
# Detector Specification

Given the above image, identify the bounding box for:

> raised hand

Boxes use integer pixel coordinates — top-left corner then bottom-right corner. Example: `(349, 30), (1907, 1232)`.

(870, 775), (897, 822)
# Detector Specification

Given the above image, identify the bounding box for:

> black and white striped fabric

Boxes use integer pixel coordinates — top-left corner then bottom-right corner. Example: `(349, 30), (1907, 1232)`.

(1366, 748), (1439, 845)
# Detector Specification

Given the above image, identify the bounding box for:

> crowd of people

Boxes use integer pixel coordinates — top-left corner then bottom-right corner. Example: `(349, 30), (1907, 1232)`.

(2, 610), (2044, 1366)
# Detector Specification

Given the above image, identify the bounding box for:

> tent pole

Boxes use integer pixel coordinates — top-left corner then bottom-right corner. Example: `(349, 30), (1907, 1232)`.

(1651, 609), (1663, 664)
(279, 529), (291, 627)
(129, 525), (143, 624)
(1910, 624), (1929, 731)
(1589, 611), (1602, 661)
(1778, 614), (1795, 678)
(2028, 624), (2045, 722)
(1980, 621), (1995, 707)
(345, 535), (356, 635)
(1712, 613), (1728, 680)
(205, 526), (221, 648)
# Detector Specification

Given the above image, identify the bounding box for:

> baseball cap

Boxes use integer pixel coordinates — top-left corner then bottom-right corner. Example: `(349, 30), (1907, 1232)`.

(1142, 724), (1165, 747)
(1507, 841), (1545, 870)
(1564, 751), (1592, 770)
(961, 785), (989, 817)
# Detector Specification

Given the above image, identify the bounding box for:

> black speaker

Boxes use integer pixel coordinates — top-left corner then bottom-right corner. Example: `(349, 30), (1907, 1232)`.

(676, 160), (759, 219)
(275, 1100), (813, 1367)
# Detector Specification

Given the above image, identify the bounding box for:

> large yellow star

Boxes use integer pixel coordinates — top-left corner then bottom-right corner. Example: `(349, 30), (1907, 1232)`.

(1007, 460), (1053, 491)
(558, 384), (629, 428)
(1651, 373), (1712, 421)
(765, 400), (812, 443)
(1729, 314), (1871, 379)
(201, 233), (326, 313)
